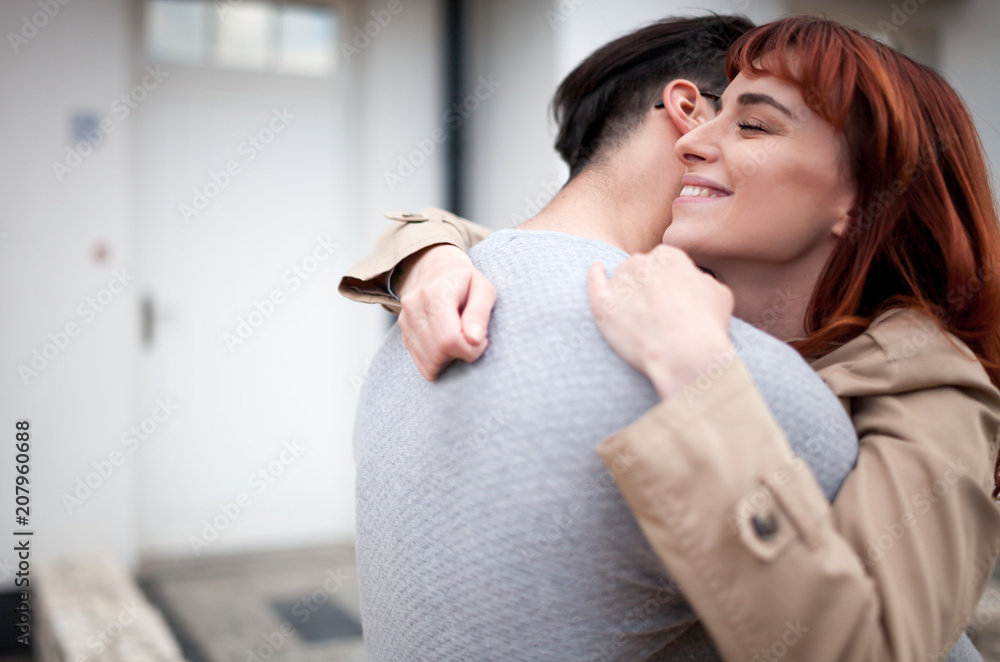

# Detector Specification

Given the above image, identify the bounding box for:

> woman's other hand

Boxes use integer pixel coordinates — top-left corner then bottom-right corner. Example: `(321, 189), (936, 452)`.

(587, 244), (736, 400)
(397, 244), (497, 380)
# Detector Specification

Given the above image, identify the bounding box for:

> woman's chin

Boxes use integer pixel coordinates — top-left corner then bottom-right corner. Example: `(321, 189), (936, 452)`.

(660, 227), (700, 253)
(660, 232), (719, 269)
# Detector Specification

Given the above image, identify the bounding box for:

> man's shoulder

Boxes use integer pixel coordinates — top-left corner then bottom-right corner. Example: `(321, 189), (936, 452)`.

(471, 229), (626, 259)
(469, 229), (628, 286)
(461, 232), (647, 381)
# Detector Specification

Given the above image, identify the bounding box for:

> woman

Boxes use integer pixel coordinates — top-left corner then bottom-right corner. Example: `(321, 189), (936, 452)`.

(343, 16), (1000, 661)
(584, 16), (1000, 661)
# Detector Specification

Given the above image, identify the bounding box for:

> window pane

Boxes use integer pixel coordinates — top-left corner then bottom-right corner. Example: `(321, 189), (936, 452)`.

(214, 0), (275, 71)
(278, 4), (337, 77)
(146, 0), (207, 65)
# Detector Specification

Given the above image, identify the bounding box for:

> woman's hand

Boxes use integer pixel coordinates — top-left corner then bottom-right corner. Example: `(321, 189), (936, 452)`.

(587, 244), (736, 400)
(396, 244), (497, 380)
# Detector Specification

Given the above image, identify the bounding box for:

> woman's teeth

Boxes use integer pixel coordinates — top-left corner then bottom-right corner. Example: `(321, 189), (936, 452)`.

(680, 185), (727, 198)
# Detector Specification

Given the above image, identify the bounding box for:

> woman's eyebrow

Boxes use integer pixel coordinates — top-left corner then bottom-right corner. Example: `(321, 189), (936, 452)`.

(736, 92), (794, 118)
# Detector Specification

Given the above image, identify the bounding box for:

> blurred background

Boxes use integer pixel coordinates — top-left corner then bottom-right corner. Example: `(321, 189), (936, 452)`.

(2, 0), (999, 659)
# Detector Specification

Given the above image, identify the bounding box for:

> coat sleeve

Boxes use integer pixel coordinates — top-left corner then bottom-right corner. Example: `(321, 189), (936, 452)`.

(338, 207), (493, 313)
(595, 326), (1000, 662)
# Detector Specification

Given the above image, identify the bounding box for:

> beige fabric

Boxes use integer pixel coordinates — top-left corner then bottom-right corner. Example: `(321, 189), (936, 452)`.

(597, 307), (1000, 661)
(338, 207), (492, 313)
(338, 212), (1000, 660)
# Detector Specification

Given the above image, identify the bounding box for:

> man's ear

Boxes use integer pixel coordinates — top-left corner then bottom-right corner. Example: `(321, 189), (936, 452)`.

(659, 79), (716, 136)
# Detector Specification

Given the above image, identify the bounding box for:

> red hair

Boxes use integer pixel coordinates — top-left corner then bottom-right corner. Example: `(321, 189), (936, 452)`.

(726, 17), (1000, 495)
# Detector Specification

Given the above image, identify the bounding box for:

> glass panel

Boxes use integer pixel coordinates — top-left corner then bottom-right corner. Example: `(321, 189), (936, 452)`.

(146, 0), (207, 65)
(214, 0), (275, 71)
(277, 4), (338, 77)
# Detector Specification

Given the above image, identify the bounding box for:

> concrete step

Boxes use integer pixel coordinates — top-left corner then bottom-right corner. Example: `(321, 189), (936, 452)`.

(34, 557), (188, 662)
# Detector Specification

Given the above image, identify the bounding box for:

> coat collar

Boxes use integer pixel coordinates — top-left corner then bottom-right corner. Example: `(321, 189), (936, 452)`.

(808, 307), (991, 401)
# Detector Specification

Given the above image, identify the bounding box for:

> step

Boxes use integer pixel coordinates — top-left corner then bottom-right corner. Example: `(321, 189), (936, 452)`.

(34, 557), (188, 662)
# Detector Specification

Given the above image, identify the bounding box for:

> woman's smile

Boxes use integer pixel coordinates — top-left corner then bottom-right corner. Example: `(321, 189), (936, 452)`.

(675, 175), (733, 203)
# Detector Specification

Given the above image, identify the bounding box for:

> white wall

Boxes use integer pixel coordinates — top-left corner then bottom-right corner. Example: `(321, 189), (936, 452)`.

(129, 0), (449, 558)
(0, 0), (138, 581)
(939, 0), (1000, 183)
(347, 0), (446, 358)
(0, 0), (449, 579)
(462, 0), (558, 229)
(357, 0), (446, 215)
(550, 0), (787, 82)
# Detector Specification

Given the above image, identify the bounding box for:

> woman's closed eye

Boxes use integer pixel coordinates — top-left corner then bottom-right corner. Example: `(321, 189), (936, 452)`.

(736, 120), (770, 134)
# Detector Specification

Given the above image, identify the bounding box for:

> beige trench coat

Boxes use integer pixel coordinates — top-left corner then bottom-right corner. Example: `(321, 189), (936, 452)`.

(340, 209), (1000, 661)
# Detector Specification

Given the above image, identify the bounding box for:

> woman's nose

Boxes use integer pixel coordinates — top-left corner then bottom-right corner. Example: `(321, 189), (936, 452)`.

(679, 150), (706, 164)
(675, 123), (717, 165)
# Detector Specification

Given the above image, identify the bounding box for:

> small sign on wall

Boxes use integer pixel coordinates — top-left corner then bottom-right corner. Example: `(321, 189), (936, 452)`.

(70, 111), (103, 146)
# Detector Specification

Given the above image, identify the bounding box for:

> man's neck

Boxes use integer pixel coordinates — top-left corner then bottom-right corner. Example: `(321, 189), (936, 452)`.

(516, 168), (668, 255)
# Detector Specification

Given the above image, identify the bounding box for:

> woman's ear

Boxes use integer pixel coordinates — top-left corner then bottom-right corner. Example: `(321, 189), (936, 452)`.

(832, 210), (853, 238)
(832, 192), (861, 239)
(659, 79), (716, 135)
(830, 183), (862, 239)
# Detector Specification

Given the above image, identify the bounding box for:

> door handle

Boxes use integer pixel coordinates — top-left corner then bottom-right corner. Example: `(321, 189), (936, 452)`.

(141, 294), (155, 346)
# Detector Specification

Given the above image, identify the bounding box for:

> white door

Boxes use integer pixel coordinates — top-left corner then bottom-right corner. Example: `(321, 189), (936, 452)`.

(133, 0), (365, 557)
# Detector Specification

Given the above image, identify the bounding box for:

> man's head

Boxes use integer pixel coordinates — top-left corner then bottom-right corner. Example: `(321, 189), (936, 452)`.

(552, 14), (755, 180)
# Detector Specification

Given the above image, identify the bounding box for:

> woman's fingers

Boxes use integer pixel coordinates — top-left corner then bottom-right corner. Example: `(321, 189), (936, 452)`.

(460, 271), (496, 346)
(398, 307), (439, 380)
(400, 298), (461, 380)
(584, 248), (735, 399)
(587, 262), (611, 319)
(399, 265), (491, 380)
(392, 243), (499, 380)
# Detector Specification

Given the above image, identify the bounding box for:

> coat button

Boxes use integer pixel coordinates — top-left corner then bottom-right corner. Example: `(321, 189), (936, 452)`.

(752, 511), (779, 539)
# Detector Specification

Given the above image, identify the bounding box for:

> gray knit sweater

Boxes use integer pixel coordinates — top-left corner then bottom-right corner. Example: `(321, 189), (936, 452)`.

(354, 229), (977, 661)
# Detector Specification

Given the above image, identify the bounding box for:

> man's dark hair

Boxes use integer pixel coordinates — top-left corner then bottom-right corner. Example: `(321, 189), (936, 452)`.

(552, 14), (754, 179)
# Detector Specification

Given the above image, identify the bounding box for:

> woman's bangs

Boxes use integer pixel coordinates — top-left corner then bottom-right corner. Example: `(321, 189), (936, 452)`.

(725, 17), (857, 129)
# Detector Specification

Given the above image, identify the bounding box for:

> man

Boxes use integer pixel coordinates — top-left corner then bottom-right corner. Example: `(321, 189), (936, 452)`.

(348, 15), (866, 661)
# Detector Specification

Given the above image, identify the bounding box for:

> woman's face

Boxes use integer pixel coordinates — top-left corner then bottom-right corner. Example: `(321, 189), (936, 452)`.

(663, 71), (856, 280)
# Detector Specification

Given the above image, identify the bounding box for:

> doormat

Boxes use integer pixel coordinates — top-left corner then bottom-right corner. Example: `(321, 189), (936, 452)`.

(138, 545), (365, 662)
